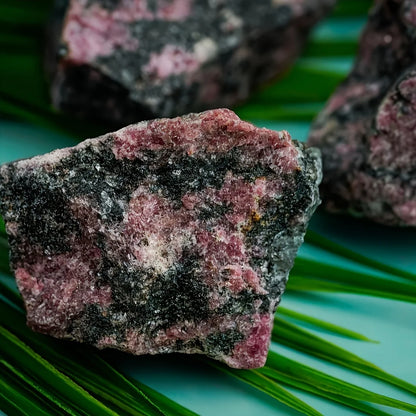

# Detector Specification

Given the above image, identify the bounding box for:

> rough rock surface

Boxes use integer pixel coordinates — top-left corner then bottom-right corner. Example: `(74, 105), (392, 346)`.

(308, 0), (416, 226)
(48, 0), (335, 126)
(0, 109), (321, 368)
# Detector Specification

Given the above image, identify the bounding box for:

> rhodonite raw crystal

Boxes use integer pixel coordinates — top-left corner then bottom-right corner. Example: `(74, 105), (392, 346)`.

(308, 0), (416, 226)
(0, 109), (321, 368)
(48, 0), (335, 126)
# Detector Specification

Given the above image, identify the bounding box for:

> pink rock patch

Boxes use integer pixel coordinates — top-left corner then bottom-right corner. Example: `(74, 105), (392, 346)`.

(226, 314), (273, 369)
(15, 243), (112, 337)
(63, 0), (139, 63)
(156, 0), (193, 21)
(144, 45), (199, 80)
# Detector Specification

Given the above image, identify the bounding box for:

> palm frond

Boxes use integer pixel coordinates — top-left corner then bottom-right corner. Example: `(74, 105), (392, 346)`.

(262, 352), (416, 415)
(305, 229), (416, 281)
(0, 217), (6, 235)
(277, 307), (376, 342)
(0, 366), (61, 416)
(0, 326), (121, 416)
(272, 317), (416, 396)
(210, 363), (323, 416)
(0, 237), (10, 275)
(0, 289), (197, 416)
(289, 257), (416, 302)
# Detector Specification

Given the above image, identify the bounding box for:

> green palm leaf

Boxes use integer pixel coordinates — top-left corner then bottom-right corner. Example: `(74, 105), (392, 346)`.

(210, 363), (323, 416)
(262, 352), (415, 416)
(289, 257), (416, 302)
(0, 369), (58, 416)
(272, 317), (416, 396)
(304, 229), (416, 282)
(277, 307), (376, 342)
(0, 326), (120, 416)
(0, 289), (196, 416)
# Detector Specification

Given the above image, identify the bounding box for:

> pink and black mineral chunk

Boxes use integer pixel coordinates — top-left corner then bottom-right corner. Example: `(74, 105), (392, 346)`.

(47, 0), (335, 126)
(308, 0), (416, 226)
(0, 109), (321, 368)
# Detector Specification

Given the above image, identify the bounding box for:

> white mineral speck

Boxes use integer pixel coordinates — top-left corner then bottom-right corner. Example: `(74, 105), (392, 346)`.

(194, 38), (218, 63)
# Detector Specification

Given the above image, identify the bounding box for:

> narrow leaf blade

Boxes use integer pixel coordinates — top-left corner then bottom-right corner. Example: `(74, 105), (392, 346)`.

(278, 306), (376, 342)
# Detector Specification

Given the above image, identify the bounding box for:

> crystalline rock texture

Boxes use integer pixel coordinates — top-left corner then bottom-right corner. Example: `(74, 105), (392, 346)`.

(48, 0), (335, 125)
(308, 0), (416, 226)
(0, 109), (321, 368)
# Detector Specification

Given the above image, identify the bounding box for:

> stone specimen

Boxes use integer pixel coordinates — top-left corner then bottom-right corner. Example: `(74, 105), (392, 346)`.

(48, 0), (335, 126)
(308, 0), (416, 226)
(0, 109), (321, 368)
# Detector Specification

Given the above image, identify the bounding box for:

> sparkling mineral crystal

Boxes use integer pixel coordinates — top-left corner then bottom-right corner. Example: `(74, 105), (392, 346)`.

(308, 0), (416, 226)
(0, 109), (321, 368)
(48, 0), (335, 126)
